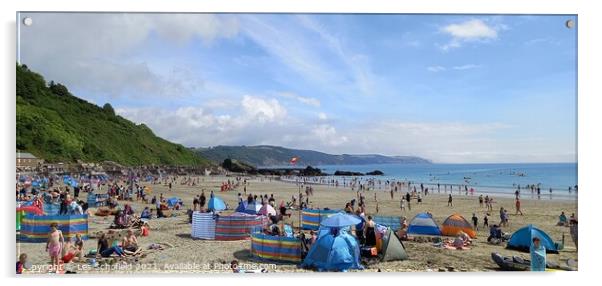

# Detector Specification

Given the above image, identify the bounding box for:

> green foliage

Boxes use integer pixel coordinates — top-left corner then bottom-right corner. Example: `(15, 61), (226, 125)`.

(197, 145), (431, 167)
(102, 103), (115, 115)
(16, 64), (211, 166)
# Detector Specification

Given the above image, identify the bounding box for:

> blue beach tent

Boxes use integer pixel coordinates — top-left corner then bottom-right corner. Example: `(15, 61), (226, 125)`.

(235, 201), (248, 213)
(208, 196), (227, 211)
(244, 201), (262, 215)
(301, 227), (363, 271)
(506, 224), (559, 253)
(407, 212), (441, 236)
(167, 197), (181, 208)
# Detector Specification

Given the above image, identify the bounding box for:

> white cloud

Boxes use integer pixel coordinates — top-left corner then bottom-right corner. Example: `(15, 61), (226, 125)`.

(318, 112), (328, 120)
(277, 92), (321, 107)
(116, 95), (287, 146)
(442, 19), (498, 40)
(117, 100), (572, 163)
(427, 65), (446, 72)
(311, 124), (348, 147)
(20, 13), (239, 98)
(427, 64), (480, 72)
(439, 19), (499, 51)
(116, 95), (351, 151)
(241, 95), (287, 123)
(452, 64), (481, 70)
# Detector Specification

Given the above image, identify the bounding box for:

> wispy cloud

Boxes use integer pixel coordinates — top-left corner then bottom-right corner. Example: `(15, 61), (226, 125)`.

(524, 37), (561, 46)
(427, 65), (446, 72)
(296, 15), (378, 97)
(428, 64), (480, 72)
(276, 92), (321, 107)
(452, 64), (481, 70)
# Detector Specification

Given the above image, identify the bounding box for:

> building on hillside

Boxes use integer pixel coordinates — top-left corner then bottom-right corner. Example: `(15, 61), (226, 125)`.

(16, 152), (43, 169)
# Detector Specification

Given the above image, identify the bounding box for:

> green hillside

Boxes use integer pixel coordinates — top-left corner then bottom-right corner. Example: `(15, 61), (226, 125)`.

(16, 64), (210, 166)
(197, 145), (431, 167)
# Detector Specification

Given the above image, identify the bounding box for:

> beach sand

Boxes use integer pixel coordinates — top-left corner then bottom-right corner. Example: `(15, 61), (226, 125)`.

(17, 175), (578, 273)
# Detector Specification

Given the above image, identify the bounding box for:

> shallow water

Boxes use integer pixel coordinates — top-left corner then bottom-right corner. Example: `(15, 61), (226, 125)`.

(279, 163), (578, 200)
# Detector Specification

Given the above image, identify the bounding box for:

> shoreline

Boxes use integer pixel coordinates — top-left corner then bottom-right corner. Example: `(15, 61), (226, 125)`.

(277, 176), (578, 202)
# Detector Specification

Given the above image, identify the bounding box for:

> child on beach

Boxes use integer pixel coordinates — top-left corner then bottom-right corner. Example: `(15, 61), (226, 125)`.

(448, 194), (453, 207)
(16, 253), (27, 274)
(46, 222), (64, 273)
(400, 198), (406, 212)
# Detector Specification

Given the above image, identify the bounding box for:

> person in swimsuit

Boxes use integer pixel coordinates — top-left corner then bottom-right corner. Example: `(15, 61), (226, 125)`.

(364, 216), (377, 246)
(199, 191), (206, 211)
(60, 241), (81, 264)
(46, 223), (64, 272)
(97, 232), (126, 258)
(122, 229), (139, 252)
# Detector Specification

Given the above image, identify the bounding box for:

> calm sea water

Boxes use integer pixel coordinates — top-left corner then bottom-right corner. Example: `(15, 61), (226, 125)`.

(304, 163), (578, 199)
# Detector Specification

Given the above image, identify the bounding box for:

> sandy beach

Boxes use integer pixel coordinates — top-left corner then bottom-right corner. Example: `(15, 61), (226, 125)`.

(17, 175), (578, 274)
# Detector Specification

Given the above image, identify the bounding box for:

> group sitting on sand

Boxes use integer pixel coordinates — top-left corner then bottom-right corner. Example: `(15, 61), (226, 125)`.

(96, 228), (141, 258)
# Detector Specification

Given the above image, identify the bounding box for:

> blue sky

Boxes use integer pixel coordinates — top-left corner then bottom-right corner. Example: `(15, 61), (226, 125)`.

(19, 13), (577, 163)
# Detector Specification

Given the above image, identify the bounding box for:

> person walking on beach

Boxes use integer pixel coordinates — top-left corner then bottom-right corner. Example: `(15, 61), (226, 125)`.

(483, 214), (489, 228)
(447, 194), (453, 207)
(479, 194), (484, 207)
(515, 198), (524, 215)
(471, 213), (479, 231)
(405, 192), (411, 210)
(400, 197), (406, 212)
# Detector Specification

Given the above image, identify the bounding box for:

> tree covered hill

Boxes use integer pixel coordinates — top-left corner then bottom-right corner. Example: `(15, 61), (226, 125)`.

(197, 145), (431, 167)
(16, 64), (210, 166)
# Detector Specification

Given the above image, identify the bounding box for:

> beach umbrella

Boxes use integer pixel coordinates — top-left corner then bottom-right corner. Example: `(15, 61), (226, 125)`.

(320, 212), (361, 228)
(208, 196), (227, 211)
(259, 204), (277, 216)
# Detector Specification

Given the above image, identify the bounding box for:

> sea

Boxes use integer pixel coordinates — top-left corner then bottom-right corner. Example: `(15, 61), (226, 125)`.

(279, 163), (578, 200)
